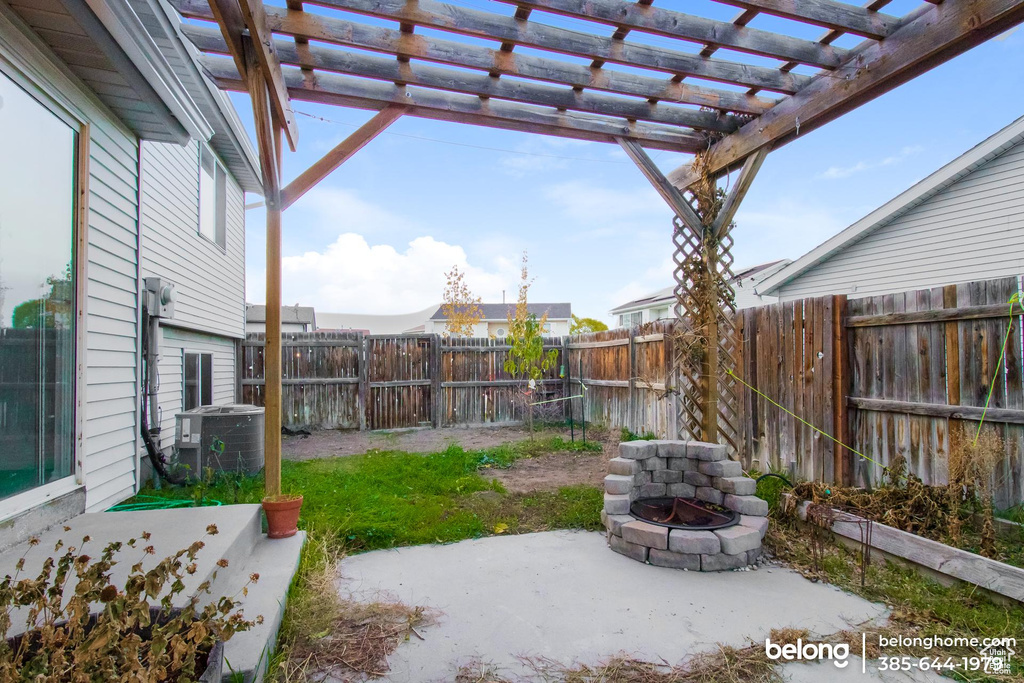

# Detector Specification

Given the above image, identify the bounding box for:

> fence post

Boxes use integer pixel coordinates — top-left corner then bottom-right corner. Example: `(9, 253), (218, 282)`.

(832, 294), (850, 485)
(562, 336), (570, 421)
(432, 333), (442, 428)
(358, 333), (368, 431)
(628, 328), (637, 433)
(943, 285), (960, 407)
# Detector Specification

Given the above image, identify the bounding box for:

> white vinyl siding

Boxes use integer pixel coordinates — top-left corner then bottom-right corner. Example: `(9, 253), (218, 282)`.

(776, 140), (1024, 301)
(140, 139), (245, 338)
(153, 328), (236, 452)
(0, 8), (144, 513)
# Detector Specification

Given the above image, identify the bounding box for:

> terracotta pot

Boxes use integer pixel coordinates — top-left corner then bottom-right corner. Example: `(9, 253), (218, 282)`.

(262, 495), (303, 539)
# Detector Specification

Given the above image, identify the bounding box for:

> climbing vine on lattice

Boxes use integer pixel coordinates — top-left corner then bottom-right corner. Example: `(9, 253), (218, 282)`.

(670, 151), (742, 454)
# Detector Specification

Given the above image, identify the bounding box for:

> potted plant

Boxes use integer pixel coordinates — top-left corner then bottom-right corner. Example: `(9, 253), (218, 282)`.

(0, 526), (259, 680)
(262, 493), (303, 538)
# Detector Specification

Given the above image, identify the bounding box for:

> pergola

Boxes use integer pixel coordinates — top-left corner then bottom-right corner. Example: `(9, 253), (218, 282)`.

(169, 0), (1024, 494)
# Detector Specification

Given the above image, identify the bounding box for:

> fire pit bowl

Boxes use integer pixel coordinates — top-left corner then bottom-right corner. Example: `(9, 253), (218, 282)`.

(601, 439), (768, 571)
(630, 496), (740, 531)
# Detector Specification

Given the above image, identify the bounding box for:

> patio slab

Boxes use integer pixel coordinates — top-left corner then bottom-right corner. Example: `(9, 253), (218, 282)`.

(337, 530), (894, 682)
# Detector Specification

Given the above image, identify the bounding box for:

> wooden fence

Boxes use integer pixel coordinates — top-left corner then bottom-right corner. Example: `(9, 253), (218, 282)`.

(240, 274), (1024, 505)
(241, 332), (567, 430)
(735, 275), (1024, 508)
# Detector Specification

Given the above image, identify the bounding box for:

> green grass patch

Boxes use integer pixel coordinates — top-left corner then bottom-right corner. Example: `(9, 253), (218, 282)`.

(619, 427), (658, 442)
(127, 438), (602, 553)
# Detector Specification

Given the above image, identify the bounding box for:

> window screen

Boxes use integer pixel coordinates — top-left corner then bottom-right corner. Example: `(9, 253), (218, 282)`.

(184, 352), (213, 410)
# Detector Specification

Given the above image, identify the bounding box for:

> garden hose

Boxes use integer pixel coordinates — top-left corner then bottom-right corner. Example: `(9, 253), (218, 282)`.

(108, 495), (223, 512)
(755, 472), (794, 488)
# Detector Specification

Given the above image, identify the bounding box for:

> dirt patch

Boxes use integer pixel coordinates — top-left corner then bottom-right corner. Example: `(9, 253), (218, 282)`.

(283, 424), (531, 460)
(486, 451), (609, 492)
(283, 424), (615, 461)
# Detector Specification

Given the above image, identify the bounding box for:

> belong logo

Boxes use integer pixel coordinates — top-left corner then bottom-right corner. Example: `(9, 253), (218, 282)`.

(765, 637), (850, 668)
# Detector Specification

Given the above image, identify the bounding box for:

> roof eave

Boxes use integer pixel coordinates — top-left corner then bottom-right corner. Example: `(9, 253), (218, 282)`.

(81, 0), (213, 142)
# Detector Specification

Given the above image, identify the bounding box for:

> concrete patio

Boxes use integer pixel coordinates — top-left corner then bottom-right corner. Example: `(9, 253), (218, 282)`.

(338, 530), (938, 682)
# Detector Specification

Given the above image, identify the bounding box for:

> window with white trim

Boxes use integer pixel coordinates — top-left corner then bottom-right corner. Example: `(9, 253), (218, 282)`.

(198, 145), (226, 248)
(619, 311), (642, 328)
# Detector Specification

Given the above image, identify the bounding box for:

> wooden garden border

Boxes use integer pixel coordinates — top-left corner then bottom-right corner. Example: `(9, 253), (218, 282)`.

(789, 497), (1024, 604)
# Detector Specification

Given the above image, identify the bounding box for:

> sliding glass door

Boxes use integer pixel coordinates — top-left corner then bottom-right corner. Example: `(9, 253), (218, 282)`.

(0, 68), (77, 501)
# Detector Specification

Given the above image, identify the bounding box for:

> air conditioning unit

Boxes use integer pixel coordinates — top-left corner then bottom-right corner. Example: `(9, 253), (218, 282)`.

(174, 404), (265, 476)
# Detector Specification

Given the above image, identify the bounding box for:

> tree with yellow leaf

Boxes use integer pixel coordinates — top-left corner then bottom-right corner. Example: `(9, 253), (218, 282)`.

(440, 265), (484, 337)
(504, 253), (558, 437)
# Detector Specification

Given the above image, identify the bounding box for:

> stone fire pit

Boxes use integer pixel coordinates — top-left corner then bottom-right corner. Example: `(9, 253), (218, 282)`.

(600, 440), (768, 571)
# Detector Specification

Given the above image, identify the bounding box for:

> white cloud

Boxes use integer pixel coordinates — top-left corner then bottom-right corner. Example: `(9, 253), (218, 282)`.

(544, 180), (669, 223)
(297, 187), (416, 238)
(819, 145), (924, 180)
(248, 233), (515, 314)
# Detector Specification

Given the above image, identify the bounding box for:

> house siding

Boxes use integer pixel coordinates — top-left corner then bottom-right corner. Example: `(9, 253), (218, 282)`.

(153, 327), (237, 452)
(0, 5), (143, 513)
(140, 139), (246, 339)
(775, 140), (1024, 301)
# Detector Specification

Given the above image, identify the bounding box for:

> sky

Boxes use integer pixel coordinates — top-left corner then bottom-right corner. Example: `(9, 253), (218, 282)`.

(233, 2), (1024, 326)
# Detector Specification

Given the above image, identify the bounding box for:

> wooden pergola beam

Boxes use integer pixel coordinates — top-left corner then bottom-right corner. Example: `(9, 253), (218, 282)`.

(302, 0), (810, 93)
(710, 148), (768, 237)
(494, 0), (848, 68)
(237, 0), (299, 151)
(185, 24), (741, 133)
(280, 105), (405, 210)
(201, 56), (707, 152)
(713, 0), (900, 40)
(668, 0), (1024, 189)
(616, 138), (703, 231)
(171, 0), (777, 115)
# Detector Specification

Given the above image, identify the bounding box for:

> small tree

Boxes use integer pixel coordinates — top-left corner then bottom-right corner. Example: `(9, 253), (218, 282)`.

(440, 265), (484, 337)
(570, 315), (608, 334)
(504, 253), (557, 436)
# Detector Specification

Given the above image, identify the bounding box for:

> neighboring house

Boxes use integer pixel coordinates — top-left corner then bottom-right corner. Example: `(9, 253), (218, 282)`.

(317, 305), (439, 335)
(0, 0), (258, 543)
(246, 304), (316, 333)
(757, 115), (1024, 301)
(610, 261), (790, 327)
(424, 303), (573, 337)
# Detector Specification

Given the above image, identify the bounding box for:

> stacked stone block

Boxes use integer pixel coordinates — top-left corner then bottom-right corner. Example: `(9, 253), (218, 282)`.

(601, 440), (768, 571)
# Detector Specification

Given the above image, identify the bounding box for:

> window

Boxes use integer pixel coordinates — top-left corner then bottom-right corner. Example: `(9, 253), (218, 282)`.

(198, 146), (226, 248)
(0, 69), (77, 500)
(652, 307), (670, 321)
(183, 353), (213, 410)
(619, 311), (642, 328)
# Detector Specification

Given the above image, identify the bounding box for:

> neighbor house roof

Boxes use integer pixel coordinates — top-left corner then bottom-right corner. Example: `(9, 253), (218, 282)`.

(246, 305), (316, 326)
(757, 114), (1024, 296)
(428, 303), (572, 321)
(317, 305), (439, 335)
(610, 261), (788, 315)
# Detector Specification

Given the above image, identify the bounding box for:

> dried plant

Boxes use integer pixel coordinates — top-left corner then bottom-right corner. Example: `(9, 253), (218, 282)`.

(949, 424), (1005, 557)
(441, 265), (484, 338)
(0, 526), (259, 682)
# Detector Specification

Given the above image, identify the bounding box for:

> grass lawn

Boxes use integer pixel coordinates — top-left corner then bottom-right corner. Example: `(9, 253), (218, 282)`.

(130, 436), (604, 552)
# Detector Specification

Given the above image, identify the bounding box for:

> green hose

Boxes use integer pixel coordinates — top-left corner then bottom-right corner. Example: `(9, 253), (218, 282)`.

(108, 495), (224, 512)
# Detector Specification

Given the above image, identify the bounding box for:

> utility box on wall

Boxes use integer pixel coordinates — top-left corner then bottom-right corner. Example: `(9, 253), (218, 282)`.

(174, 404), (265, 476)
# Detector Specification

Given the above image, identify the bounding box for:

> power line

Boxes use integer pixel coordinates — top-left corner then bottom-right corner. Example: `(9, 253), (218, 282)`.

(294, 109), (629, 164)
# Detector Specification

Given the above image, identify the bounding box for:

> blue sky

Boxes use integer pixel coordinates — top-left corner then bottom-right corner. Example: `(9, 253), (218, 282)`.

(234, 4), (1024, 325)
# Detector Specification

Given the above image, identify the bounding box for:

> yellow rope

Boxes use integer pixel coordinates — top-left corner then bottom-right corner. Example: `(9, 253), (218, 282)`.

(725, 368), (890, 474)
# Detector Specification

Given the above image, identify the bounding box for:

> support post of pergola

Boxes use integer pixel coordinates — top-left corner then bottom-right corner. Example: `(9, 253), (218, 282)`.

(619, 138), (766, 448)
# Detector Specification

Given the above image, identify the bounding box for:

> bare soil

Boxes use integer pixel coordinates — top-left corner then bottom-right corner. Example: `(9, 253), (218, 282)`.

(283, 424), (618, 491)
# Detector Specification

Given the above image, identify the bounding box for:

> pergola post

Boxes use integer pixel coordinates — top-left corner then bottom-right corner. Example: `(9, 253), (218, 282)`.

(620, 138), (765, 449)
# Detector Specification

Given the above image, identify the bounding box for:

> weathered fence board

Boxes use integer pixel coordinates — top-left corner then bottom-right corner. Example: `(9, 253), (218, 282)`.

(241, 331), (362, 429)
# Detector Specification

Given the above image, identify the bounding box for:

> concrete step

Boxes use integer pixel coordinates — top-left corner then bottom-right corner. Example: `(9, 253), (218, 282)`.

(219, 531), (306, 682)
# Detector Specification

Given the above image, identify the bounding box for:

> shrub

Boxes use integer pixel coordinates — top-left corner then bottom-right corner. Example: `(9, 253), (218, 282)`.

(0, 525), (259, 682)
